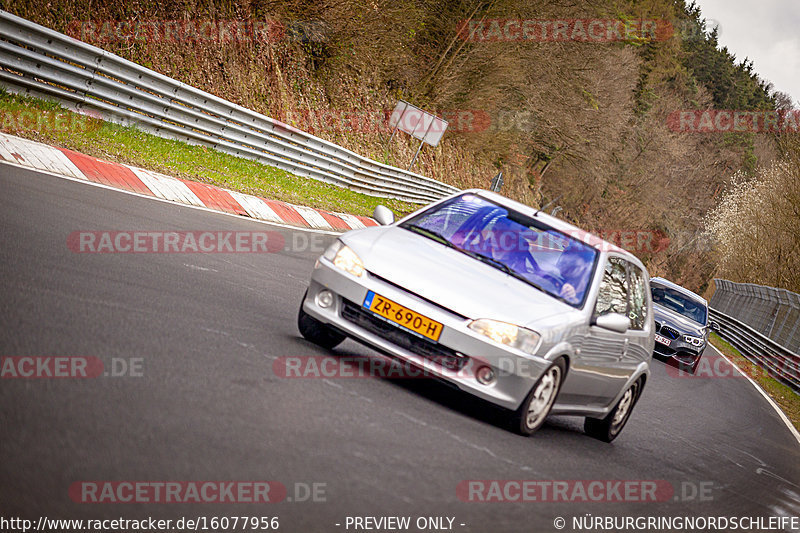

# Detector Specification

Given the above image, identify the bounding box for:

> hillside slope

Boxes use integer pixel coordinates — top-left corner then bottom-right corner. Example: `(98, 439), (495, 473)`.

(2, 0), (785, 291)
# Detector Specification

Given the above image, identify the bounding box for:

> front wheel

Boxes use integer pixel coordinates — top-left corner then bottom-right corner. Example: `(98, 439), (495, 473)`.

(511, 360), (564, 436)
(297, 293), (346, 349)
(584, 379), (642, 443)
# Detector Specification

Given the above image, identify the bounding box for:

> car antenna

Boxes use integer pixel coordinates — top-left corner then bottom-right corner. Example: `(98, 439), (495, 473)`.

(534, 195), (561, 217)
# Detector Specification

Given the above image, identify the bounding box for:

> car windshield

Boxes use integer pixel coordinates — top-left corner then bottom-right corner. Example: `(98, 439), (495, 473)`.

(651, 284), (707, 325)
(400, 193), (599, 307)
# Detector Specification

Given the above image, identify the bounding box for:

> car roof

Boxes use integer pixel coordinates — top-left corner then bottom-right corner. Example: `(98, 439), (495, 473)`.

(649, 276), (707, 305)
(465, 189), (643, 264)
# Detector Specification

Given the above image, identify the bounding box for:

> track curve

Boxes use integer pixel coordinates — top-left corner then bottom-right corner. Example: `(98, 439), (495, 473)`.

(1, 164), (798, 532)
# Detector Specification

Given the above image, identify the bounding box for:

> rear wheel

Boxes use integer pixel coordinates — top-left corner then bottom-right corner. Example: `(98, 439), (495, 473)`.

(511, 360), (565, 436)
(297, 292), (346, 349)
(584, 379), (642, 442)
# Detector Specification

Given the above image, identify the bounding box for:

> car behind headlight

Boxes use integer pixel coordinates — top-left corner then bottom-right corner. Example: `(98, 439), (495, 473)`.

(324, 240), (365, 277)
(468, 319), (541, 355)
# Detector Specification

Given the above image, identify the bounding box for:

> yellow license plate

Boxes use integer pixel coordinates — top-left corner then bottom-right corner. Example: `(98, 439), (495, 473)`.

(363, 291), (443, 342)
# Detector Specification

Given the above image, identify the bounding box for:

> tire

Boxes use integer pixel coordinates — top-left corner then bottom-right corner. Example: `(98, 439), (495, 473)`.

(584, 379), (642, 443)
(511, 359), (565, 436)
(297, 292), (346, 349)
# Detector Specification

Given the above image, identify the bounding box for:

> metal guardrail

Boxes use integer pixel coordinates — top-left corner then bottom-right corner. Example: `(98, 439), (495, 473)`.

(710, 280), (800, 394)
(0, 10), (460, 204)
(711, 279), (800, 353)
(710, 308), (800, 393)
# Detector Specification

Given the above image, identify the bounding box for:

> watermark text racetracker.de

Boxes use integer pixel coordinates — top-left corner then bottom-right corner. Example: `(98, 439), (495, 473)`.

(66, 18), (286, 44)
(67, 231), (288, 254)
(0, 356), (143, 378)
(274, 354), (572, 380)
(68, 480), (326, 504)
(274, 108), (491, 135)
(666, 353), (797, 381)
(457, 18), (673, 42)
(1, 108), (102, 135)
(668, 109), (800, 133)
(457, 480), (714, 503)
(275, 355), (457, 379)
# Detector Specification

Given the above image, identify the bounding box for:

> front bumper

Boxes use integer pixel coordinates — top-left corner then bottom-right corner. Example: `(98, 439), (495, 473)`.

(653, 340), (704, 370)
(303, 258), (552, 410)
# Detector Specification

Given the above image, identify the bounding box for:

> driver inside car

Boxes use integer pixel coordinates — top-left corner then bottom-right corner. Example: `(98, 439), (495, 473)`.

(489, 217), (579, 303)
(554, 243), (595, 305)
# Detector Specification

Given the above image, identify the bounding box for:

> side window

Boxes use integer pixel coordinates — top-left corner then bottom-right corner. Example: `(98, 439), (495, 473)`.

(626, 263), (648, 330)
(594, 257), (628, 318)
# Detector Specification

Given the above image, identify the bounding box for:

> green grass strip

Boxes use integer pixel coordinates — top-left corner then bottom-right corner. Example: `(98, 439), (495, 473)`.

(0, 89), (417, 218)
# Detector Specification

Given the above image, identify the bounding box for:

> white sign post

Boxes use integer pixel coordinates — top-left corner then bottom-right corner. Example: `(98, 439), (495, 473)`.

(388, 100), (449, 170)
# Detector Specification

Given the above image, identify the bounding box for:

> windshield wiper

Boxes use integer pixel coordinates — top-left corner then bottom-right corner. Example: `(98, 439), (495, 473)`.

(462, 251), (512, 274)
(402, 224), (458, 249)
(464, 251), (556, 296)
(506, 268), (551, 296)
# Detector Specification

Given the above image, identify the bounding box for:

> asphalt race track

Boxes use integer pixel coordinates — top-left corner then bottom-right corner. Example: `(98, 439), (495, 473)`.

(1, 163), (799, 532)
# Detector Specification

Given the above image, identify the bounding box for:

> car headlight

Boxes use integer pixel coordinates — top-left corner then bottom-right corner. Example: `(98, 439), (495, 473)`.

(683, 334), (705, 347)
(468, 319), (541, 355)
(324, 241), (365, 277)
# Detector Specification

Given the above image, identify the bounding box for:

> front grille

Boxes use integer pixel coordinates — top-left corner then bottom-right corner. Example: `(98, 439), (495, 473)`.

(341, 300), (468, 371)
(661, 326), (680, 340)
(655, 322), (680, 340)
(654, 343), (676, 356)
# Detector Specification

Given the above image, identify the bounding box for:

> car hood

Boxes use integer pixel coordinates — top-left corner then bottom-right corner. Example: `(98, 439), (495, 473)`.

(342, 226), (578, 328)
(653, 304), (705, 336)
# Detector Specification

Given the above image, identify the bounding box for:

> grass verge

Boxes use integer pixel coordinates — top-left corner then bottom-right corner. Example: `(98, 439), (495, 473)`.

(0, 90), (417, 218)
(709, 332), (800, 432)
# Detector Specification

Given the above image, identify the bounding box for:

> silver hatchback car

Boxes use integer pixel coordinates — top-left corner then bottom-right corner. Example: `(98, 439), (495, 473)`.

(298, 190), (654, 442)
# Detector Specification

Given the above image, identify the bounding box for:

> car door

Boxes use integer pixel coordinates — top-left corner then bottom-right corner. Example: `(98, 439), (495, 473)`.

(564, 256), (631, 407)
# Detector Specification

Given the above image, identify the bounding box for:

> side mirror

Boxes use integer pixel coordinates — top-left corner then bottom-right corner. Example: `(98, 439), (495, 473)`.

(709, 321), (720, 333)
(373, 205), (395, 226)
(594, 313), (630, 334)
